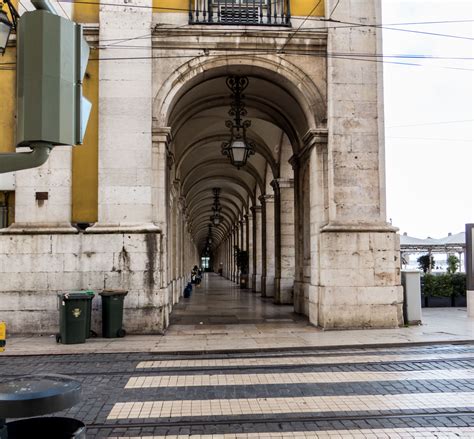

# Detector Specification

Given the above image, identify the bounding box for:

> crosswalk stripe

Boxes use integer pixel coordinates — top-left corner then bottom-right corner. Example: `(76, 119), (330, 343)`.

(107, 392), (474, 419)
(136, 352), (474, 369)
(125, 368), (474, 388)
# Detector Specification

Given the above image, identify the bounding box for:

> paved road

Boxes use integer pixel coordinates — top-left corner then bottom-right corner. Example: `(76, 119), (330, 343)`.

(2, 343), (474, 438)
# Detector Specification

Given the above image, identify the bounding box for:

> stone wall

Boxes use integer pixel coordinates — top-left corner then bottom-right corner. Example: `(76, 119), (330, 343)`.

(0, 231), (169, 334)
(318, 229), (403, 329)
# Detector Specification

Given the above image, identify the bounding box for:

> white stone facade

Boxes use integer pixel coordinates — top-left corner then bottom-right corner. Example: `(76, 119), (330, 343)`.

(0, 0), (403, 334)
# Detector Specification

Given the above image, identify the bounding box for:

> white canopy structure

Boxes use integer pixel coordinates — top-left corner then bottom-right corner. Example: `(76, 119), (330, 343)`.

(400, 232), (465, 253)
(400, 232), (466, 272)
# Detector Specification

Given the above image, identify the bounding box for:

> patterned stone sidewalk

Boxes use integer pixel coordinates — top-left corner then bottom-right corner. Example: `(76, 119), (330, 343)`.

(4, 274), (474, 356)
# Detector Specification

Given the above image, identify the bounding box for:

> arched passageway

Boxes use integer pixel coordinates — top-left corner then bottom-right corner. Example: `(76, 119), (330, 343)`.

(170, 273), (305, 325)
(158, 59), (323, 324)
(154, 53), (401, 330)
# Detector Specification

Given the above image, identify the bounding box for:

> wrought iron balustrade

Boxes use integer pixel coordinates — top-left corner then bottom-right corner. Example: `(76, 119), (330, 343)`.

(189, 0), (291, 26)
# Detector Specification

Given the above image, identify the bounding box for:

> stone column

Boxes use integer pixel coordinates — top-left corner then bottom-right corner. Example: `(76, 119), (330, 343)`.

(272, 178), (295, 304)
(92, 0), (156, 231)
(246, 213), (253, 289)
(260, 194), (275, 297)
(251, 205), (262, 293)
(9, 147), (76, 232)
(232, 224), (239, 283)
(309, 0), (403, 329)
(178, 196), (186, 296)
(227, 235), (231, 279)
(290, 157), (305, 314)
(152, 128), (172, 232)
(241, 217), (247, 287)
(231, 228), (235, 282)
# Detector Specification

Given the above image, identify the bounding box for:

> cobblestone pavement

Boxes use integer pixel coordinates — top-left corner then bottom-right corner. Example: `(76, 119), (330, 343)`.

(2, 343), (474, 438)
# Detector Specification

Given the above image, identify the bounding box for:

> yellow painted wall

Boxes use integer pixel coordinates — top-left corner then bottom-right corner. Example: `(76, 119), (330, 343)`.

(72, 49), (98, 223)
(71, 2), (99, 222)
(153, 0), (188, 13)
(71, 0), (99, 23)
(0, 1), (16, 154)
(291, 0), (325, 17)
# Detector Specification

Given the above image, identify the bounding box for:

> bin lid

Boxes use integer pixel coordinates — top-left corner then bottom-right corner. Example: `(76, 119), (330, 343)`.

(0, 374), (81, 418)
(99, 289), (128, 297)
(57, 292), (94, 300)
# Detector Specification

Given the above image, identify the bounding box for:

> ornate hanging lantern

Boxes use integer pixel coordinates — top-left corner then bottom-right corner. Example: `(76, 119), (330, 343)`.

(210, 188), (222, 225)
(221, 76), (255, 169)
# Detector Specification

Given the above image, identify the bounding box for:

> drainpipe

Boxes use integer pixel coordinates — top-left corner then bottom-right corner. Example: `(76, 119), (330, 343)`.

(31, 0), (57, 14)
(0, 143), (53, 174)
(0, 0), (57, 175)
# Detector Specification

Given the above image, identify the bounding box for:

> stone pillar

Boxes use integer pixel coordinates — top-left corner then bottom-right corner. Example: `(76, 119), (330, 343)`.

(290, 158), (305, 314)
(152, 128), (172, 231)
(252, 205), (262, 293)
(232, 223), (240, 283)
(246, 213), (253, 289)
(306, 0), (403, 329)
(227, 235), (231, 279)
(92, 0), (156, 231)
(231, 227), (235, 282)
(272, 178), (295, 304)
(260, 194), (275, 297)
(9, 147), (76, 232)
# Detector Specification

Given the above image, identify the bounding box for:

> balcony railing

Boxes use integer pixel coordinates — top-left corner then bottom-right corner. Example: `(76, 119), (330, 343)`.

(189, 0), (291, 26)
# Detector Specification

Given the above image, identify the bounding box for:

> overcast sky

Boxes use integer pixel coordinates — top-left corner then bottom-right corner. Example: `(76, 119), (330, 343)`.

(382, 0), (473, 238)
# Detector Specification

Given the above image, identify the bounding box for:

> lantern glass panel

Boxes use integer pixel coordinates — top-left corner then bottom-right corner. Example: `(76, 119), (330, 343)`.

(230, 140), (246, 164)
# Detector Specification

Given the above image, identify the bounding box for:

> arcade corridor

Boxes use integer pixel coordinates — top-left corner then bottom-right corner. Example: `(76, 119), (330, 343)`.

(170, 273), (306, 326)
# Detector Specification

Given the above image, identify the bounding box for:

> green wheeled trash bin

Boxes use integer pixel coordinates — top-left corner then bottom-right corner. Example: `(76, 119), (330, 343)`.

(100, 290), (128, 338)
(83, 290), (96, 338)
(56, 292), (91, 344)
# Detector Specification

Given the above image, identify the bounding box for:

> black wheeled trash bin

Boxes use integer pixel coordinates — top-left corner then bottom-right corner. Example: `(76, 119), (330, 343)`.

(7, 417), (86, 439)
(100, 290), (128, 338)
(56, 292), (92, 344)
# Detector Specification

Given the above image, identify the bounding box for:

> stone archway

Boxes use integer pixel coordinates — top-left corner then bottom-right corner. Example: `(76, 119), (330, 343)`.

(154, 58), (325, 321)
(152, 50), (402, 330)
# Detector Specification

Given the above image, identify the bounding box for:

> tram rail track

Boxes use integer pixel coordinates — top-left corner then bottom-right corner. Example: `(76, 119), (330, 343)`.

(87, 410), (474, 431)
(1, 356), (474, 379)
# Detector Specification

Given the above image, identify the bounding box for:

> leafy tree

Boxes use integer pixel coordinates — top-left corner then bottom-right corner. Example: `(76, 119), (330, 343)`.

(417, 254), (434, 273)
(446, 255), (460, 274)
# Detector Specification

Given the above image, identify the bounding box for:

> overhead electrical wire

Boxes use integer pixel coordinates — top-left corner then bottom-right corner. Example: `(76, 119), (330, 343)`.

(1, 50), (474, 73)
(1, 3), (472, 71)
(57, 1), (71, 20)
(387, 137), (472, 142)
(279, 0), (323, 52)
(325, 17), (474, 41)
(56, 0), (474, 41)
(386, 119), (474, 129)
(328, 0), (341, 19)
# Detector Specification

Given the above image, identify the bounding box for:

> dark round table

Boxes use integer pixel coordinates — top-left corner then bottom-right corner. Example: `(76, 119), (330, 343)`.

(0, 374), (82, 438)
